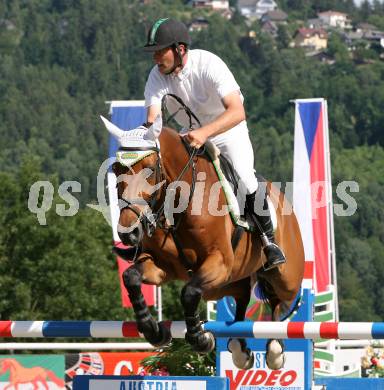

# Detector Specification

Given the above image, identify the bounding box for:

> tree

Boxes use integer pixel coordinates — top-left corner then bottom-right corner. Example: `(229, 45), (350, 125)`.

(276, 24), (291, 50)
(0, 156), (127, 320)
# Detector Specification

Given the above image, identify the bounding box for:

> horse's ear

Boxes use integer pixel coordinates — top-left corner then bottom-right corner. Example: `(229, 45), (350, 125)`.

(100, 115), (126, 141)
(146, 114), (162, 141)
(112, 162), (121, 175)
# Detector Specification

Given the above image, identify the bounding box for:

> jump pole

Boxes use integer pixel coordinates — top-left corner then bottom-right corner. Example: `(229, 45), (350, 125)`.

(1, 320), (384, 339)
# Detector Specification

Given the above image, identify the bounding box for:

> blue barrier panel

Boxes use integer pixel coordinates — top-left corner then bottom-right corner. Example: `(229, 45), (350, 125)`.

(315, 378), (384, 389)
(216, 288), (314, 390)
(73, 375), (229, 390)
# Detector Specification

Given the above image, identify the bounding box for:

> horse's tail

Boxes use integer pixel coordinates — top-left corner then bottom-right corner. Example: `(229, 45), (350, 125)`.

(256, 271), (303, 322)
(45, 370), (65, 387)
(255, 272), (274, 306)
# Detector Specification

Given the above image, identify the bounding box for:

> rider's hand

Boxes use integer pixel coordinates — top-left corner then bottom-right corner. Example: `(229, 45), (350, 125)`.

(181, 129), (208, 149)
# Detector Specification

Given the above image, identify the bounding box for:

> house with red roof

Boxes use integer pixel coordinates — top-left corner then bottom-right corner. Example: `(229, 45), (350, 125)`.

(293, 28), (328, 51)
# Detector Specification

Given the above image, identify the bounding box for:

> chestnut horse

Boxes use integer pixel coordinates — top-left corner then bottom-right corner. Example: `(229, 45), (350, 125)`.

(101, 114), (304, 370)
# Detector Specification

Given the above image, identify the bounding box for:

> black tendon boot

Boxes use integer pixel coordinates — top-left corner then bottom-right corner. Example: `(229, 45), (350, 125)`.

(246, 189), (286, 271)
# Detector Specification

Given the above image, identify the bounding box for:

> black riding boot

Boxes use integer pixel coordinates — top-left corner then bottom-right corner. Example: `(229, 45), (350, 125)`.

(246, 189), (286, 271)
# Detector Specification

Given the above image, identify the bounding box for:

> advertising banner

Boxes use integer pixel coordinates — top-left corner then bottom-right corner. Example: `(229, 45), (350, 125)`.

(220, 351), (305, 390)
(65, 352), (156, 389)
(73, 375), (229, 390)
(0, 355), (65, 389)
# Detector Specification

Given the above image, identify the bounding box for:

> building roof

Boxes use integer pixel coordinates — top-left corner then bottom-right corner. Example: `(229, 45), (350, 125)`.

(296, 28), (328, 39)
(189, 17), (209, 25)
(308, 51), (335, 64)
(356, 22), (377, 31)
(307, 18), (324, 27)
(261, 20), (278, 35)
(318, 10), (347, 17)
(343, 31), (364, 40)
(262, 9), (287, 21)
(237, 0), (258, 7)
(238, 0), (277, 7)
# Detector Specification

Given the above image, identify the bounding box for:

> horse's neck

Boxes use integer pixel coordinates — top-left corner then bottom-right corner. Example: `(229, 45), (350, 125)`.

(160, 127), (214, 182)
(159, 127), (186, 180)
(7, 360), (18, 377)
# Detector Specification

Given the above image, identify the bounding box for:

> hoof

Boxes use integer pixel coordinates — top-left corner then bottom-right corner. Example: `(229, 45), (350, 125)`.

(143, 321), (172, 348)
(150, 321), (172, 348)
(266, 339), (285, 370)
(187, 331), (215, 353)
(228, 338), (254, 370)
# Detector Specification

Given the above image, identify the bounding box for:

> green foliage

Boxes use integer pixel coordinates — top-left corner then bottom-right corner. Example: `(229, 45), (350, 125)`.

(0, 157), (127, 321)
(332, 145), (384, 320)
(141, 339), (216, 376)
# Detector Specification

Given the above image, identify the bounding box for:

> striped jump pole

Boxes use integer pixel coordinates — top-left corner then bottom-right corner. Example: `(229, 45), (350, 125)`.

(1, 321), (384, 339)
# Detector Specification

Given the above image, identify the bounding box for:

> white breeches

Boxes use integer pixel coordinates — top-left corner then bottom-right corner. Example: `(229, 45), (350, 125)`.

(210, 129), (259, 194)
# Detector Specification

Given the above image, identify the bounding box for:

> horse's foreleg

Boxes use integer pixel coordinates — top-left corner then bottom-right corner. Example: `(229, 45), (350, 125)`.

(181, 282), (215, 353)
(33, 380), (44, 390)
(123, 259), (171, 347)
(181, 251), (230, 353)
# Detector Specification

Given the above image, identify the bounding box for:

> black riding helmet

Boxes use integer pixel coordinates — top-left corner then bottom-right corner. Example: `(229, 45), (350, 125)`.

(143, 18), (191, 52)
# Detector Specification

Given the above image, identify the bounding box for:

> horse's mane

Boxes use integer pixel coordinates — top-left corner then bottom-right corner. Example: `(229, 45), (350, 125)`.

(1, 358), (18, 367)
(159, 126), (184, 147)
(158, 126), (192, 164)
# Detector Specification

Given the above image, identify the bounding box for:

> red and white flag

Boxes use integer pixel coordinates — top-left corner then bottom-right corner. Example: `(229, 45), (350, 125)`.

(293, 98), (336, 295)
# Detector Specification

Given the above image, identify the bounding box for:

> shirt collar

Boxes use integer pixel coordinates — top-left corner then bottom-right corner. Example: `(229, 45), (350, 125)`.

(172, 53), (191, 81)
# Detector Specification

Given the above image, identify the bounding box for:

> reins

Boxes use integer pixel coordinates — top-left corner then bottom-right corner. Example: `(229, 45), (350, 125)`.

(161, 93), (202, 129)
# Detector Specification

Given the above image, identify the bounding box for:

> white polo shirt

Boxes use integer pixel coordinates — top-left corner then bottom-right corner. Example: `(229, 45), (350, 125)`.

(144, 49), (249, 143)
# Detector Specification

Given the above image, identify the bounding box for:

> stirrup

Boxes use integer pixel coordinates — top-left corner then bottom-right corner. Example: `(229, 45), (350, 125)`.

(261, 236), (286, 272)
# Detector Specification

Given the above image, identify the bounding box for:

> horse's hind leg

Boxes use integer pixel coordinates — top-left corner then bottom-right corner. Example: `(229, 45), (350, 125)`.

(123, 257), (171, 347)
(265, 297), (286, 370)
(227, 278), (255, 370)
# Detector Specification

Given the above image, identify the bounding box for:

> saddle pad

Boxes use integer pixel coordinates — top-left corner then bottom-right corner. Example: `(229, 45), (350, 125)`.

(204, 140), (277, 232)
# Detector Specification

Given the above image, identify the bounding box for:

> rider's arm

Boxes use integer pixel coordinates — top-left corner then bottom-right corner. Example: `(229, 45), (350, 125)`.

(146, 104), (162, 126)
(183, 51), (247, 146)
(201, 91), (245, 137)
(144, 66), (165, 127)
(183, 91), (245, 146)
